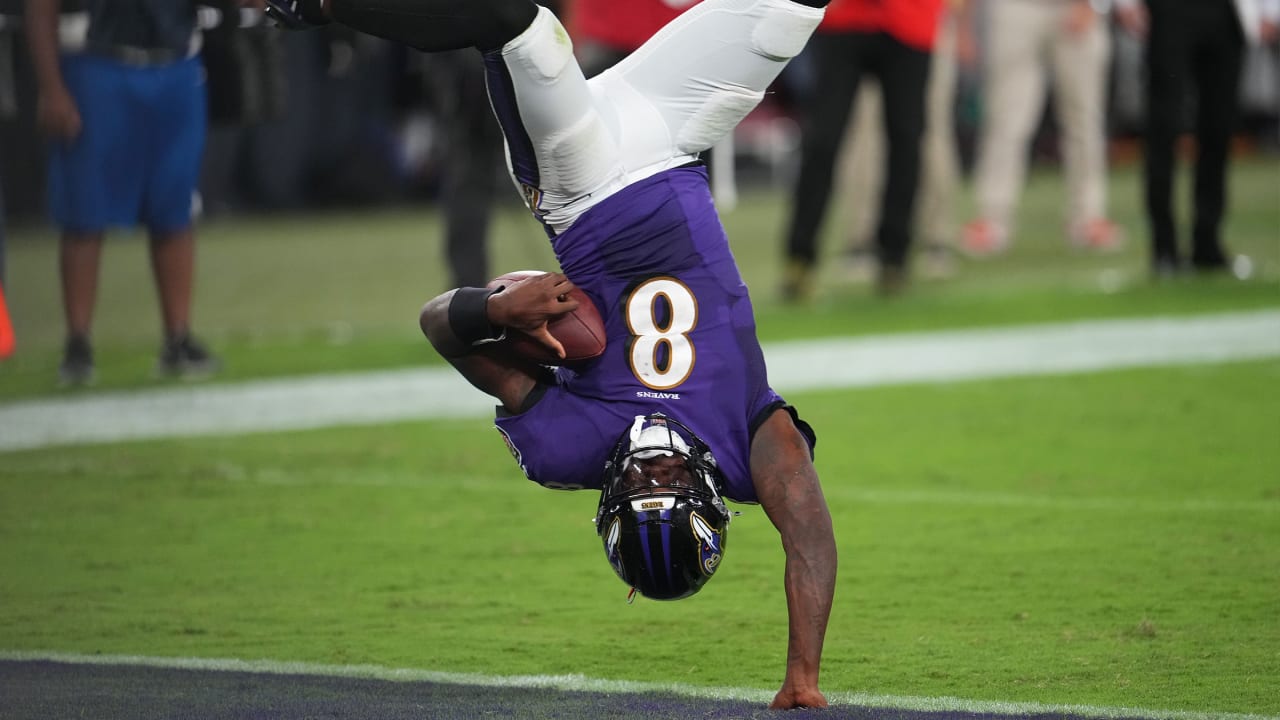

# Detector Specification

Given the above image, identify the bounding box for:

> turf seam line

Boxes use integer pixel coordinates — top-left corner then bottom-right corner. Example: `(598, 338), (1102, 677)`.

(1, 650), (1275, 720)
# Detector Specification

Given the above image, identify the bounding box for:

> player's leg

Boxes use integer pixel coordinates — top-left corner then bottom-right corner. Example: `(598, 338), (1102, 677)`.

(837, 82), (885, 270)
(966, 0), (1050, 252)
(480, 5), (623, 231)
(57, 231), (103, 385)
(783, 33), (862, 290)
(144, 57), (205, 341)
(874, 38), (929, 280)
(1188, 8), (1243, 270)
(917, 10), (961, 255)
(1142, 2), (1189, 270)
(589, 0), (826, 177)
(143, 56), (220, 376)
(48, 55), (129, 386)
(1050, 9), (1111, 242)
(437, 51), (502, 288)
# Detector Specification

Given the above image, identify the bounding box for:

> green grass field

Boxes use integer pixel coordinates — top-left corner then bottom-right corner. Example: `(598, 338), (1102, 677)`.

(1, 158), (1278, 716)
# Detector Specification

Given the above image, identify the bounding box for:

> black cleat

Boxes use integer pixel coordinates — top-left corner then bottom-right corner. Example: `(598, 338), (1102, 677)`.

(1152, 255), (1183, 281)
(58, 335), (96, 388)
(157, 333), (222, 379)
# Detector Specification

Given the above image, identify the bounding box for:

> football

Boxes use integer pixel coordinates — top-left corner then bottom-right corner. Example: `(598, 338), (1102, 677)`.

(486, 270), (607, 365)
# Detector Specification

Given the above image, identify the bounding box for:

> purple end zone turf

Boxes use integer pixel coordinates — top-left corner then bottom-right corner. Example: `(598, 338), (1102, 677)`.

(0, 660), (1155, 720)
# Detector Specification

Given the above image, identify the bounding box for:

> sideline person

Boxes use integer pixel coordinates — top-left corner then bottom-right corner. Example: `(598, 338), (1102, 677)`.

(779, 0), (945, 298)
(1115, 0), (1280, 276)
(26, 0), (233, 385)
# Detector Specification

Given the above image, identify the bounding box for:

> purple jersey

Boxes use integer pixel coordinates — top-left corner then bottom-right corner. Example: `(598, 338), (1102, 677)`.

(495, 165), (791, 503)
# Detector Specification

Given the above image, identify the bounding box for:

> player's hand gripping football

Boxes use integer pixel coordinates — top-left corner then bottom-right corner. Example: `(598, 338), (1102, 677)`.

(486, 272), (581, 361)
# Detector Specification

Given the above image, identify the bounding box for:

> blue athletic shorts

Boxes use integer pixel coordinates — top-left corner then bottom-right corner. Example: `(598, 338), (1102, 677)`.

(48, 54), (207, 234)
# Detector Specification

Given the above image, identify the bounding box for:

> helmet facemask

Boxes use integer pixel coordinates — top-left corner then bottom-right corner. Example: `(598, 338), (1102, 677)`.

(594, 414), (731, 601)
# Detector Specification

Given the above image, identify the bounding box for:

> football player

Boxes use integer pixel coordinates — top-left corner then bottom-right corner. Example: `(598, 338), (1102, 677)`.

(266, 0), (836, 709)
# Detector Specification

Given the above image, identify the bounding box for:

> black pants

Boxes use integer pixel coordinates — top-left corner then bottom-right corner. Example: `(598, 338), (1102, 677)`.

(785, 31), (931, 271)
(1142, 0), (1245, 268)
(330, 0), (537, 54)
(428, 50), (504, 288)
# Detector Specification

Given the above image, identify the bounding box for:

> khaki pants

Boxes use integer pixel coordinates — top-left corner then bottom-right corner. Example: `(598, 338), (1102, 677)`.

(972, 0), (1112, 234)
(839, 10), (960, 249)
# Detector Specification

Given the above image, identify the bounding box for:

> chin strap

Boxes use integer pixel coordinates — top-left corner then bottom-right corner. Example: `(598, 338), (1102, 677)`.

(626, 587), (637, 604)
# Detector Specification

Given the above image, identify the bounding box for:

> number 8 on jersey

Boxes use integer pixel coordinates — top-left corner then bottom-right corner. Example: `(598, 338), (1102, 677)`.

(625, 277), (699, 390)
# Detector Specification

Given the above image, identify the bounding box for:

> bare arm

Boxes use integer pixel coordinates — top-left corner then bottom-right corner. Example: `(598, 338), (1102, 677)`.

(749, 408), (837, 710)
(419, 272), (580, 413)
(26, 0), (81, 140)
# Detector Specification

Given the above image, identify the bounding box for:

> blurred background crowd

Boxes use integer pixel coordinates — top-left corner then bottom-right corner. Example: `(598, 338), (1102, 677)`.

(0, 0), (1277, 381)
(1, 1), (1275, 221)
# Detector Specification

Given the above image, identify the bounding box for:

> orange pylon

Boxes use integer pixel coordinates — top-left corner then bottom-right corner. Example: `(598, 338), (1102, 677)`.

(0, 281), (14, 359)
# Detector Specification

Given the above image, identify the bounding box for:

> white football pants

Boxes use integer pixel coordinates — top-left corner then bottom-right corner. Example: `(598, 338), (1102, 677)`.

(486, 0), (824, 233)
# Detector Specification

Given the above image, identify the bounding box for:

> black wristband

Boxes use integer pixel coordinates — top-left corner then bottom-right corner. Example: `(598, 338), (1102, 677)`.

(448, 286), (504, 346)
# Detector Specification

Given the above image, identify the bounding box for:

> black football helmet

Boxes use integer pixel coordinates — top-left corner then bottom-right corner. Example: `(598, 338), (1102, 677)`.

(594, 414), (731, 601)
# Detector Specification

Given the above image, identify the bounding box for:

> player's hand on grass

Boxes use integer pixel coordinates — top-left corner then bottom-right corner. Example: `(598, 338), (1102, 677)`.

(770, 685), (828, 711)
(487, 272), (580, 360)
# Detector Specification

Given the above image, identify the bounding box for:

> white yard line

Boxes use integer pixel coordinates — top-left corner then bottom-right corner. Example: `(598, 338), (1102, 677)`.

(1, 309), (1278, 453)
(0, 651), (1274, 720)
